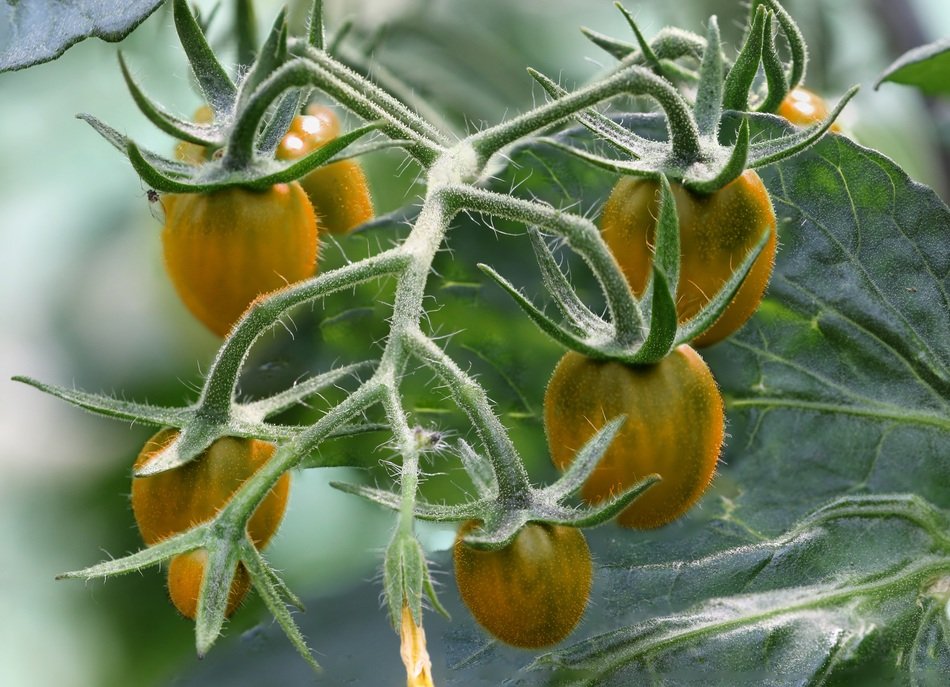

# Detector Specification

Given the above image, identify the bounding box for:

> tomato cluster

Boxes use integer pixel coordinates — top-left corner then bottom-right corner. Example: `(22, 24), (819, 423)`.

(453, 521), (592, 648)
(131, 429), (291, 618)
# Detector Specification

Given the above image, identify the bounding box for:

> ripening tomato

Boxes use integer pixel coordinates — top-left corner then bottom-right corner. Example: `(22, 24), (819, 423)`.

(777, 87), (843, 133)
(544, 346), (723, 529)
(162, 182), (318, 337)
(167, 549), (251, 619)
(131, 429), (291, 548)
(275, 105), (374, 236)
(453, 521), (592, 648)
(601, 170), (776, 347)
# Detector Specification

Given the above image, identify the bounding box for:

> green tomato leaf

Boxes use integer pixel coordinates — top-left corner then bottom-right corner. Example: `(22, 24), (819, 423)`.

(876, 38), (950, 96)
(532, 495), (950, 686)
(0, 0), (164, 72)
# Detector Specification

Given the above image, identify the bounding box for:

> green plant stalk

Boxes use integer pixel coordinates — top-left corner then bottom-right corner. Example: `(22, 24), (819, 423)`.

(222, 61), (439, 169)
(235, 0), (258, 68)
(302, 44), (451, 149)
(197, 249), (409, 421)
(405, 329), (532, 503)
(469, 62), (701, 167)
(381, 384), (420, 538)
(442, 185), (644, 346)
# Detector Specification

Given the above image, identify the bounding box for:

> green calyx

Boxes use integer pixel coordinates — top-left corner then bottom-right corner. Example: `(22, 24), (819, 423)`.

(13, 361), (381, 476)
(81, 0), (382, 195)
(333, 416), (661, 550)
(536, 4), (856, 195)
(473, 175), (770, 364)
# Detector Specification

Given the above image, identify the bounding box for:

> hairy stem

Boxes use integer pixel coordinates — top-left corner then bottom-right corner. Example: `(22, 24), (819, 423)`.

(382, 384), (421, 537)
(224, 58), (444, 169)
(443, 185), (643, 346)
(469, 63), (700, 166)
(404, 329), (531, 503)
(197, 248), (409, 421)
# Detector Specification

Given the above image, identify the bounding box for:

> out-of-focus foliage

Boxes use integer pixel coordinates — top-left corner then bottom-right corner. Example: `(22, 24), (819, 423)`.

(877, 38), (950, 95)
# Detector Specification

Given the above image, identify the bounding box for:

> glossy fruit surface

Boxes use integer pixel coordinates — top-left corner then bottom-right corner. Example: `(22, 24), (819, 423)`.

(131, 429), (291, 547)
(777, 87), (843, 133)
(167, 549), (251, 619)
(601, 170), (777, 347)
(544, 346), (724, 529)
(275, 106), (374, 236)
(453, 521), (592, 648)
(161, 182), (318, 336)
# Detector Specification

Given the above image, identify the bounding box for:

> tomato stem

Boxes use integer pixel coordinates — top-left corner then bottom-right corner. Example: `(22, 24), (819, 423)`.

(197, 249), (408, 422)
(469, 63), (702, 169)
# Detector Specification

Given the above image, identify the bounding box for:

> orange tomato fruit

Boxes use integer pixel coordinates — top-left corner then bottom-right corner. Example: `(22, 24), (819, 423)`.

(161, 182), (318, 337)
(131, 429), (290, 548)
(132, 429), (290, 620)
(275, 105), (375, 236)
(601, 170), (777, 347)
(167, 549), (251, 619)
(453, 521), (592, 648)
(777, 86), (843, 133)
(544, 346), (723, 529)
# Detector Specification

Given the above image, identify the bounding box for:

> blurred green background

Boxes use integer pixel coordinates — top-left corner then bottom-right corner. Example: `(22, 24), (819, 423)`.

(1, 1), (948, 685)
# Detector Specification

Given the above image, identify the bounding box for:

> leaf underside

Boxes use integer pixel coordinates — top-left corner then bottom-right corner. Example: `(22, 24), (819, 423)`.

(0, 0), (165, 72)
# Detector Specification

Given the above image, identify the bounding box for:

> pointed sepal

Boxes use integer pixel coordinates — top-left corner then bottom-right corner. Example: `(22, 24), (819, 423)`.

(722, 5), (768, 112)
(694, 17), (724, 137)
(749, 86), (859, 167)
(194, 544), (240, 658)
(173, 0), (237, 115)
(57, 527), (206, 580)
(241, 541), (321, 672)
(119, 53), (222, 146)
(580, 26), (636, 60)
(12, 375), (189, 426)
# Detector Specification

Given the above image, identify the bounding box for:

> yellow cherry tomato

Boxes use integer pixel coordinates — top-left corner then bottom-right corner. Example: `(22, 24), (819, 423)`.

(453, 521), (592, 648)
(544, 346), (724, 529)
(777, 86), (843, 133)
(275, 105), (375, 236)
(601, 169), (777, 347)
(167, 549), (251, 620)
(131, 429), (291, 548)
(161, 182), (318, 337)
